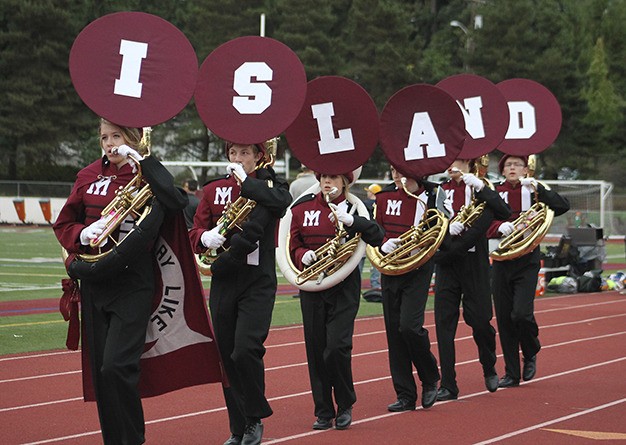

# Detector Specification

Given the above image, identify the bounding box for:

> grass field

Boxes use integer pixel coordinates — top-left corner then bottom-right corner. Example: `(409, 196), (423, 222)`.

(1, 226), (624, 356)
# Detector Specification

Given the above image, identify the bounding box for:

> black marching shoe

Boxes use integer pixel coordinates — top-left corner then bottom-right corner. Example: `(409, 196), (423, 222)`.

(312, 417), (333, 430)
(421, 384), (438, 409)
(436, 387), (458, 401)
(223, 434), (243, 445)
(498, 375), (520, 388)
(241, 421), (263, 445)
(523, 355), (537, 381)
(387, 398), (416, 412)
(484, 368), (499, 393)
(335, 407), (352, 430)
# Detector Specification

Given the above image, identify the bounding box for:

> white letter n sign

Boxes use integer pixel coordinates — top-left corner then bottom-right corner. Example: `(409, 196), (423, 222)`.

(403, 112), (446, 161)
(114, 39), (149, 98)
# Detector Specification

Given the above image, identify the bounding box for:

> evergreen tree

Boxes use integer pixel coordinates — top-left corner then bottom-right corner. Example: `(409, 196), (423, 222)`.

(0, 0), (92, 180)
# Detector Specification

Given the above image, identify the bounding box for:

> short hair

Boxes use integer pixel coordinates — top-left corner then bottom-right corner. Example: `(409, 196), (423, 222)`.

(185, 179), (198, 191)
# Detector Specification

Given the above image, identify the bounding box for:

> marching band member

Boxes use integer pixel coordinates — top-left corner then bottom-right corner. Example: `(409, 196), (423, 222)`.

(53, 119), (188, 445)
(488, 154), (569, 388)
(434, 158), (511, 401)
(289, 170), (383, 431)
(189, 141), (292, 445)
(375, 165), (445, 412)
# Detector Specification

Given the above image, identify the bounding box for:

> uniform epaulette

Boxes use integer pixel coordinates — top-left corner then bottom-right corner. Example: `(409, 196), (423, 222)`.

(378, 183), (397, 194)
(202, 175), (229, 188)
(291, 193), (316, 208)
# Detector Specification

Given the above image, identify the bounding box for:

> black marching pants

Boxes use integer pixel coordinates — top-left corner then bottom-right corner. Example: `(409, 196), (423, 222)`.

(81, 268), (153, 445)
(434, 255), (497, 396)
(299, 268), (361, 419)
(382, 262), (440, 404)
(209, 276), (275, 436)
(492, 251), (542, 381)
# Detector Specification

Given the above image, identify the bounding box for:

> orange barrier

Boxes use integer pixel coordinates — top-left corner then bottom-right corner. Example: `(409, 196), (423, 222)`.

(38, 199), (52, 224)
(12, 199), (26, 222)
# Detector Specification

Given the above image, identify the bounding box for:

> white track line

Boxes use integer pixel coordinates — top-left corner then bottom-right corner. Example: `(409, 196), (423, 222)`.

(473, 398), (626, 444)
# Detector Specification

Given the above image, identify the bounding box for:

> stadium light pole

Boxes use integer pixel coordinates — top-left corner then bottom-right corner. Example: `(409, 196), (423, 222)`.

(450, 20), (471, 71)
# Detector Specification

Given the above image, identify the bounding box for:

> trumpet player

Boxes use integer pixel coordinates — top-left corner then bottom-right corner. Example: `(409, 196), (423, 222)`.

(53, 119), (188, 445)
(289, 170), (383, 431)
(487, 154), (569, 388)
(375, 165), (447, 412)
(189, 142), (292, 445)
(434, 158), (511, 401)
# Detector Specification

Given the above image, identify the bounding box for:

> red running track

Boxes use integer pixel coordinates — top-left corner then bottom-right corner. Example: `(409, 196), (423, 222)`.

(1, 291), (625, 444)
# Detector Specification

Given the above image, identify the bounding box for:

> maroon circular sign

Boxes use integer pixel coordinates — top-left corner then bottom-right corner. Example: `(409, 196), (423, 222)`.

(496, 78), (562, 155)
(284, 76), (379, 175)
(195, 36), (307, 144)
(380, 84), (465, 178)
(436, 74), (509, 159)
(69, 12), (198, 128)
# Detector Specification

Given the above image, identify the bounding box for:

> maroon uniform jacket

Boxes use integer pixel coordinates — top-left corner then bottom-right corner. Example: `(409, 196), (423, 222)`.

(289, 192), (383, 270)
(487, 180), (569, 239)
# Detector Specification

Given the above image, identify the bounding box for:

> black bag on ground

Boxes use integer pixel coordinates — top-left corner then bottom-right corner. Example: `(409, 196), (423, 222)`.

(576, 269), (602, 292)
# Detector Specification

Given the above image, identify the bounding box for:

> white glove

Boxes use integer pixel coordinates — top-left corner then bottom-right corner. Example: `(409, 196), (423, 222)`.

(328, 203), (354, 227)
(200, 226), (226, 250)
(499, 221), (515, 236)
(449, 221), (465, 236)
(115, 144), (143, 161)
(80, 219), (107, 246)
(115, 144), (143, 173)
(381, 237), (401, 254)
(302, 250), (317, 266)
(462, 173), (484, 192)
(520, 177), (538, 189)
(226, 163), (247, 182)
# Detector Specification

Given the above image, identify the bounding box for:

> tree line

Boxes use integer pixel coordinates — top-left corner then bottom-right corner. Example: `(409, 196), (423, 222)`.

(1, 0), (624, 187)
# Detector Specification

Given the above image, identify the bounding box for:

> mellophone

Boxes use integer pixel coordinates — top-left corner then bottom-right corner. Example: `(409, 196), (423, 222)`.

(69, 12), (562, 277)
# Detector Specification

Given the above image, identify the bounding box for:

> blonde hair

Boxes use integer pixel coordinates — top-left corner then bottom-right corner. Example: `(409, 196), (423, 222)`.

(99, 118), (148, 156)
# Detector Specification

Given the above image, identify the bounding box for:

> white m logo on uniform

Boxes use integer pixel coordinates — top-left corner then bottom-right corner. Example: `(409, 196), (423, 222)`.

(499, 191), (509, 204)
(214, 187), (232, 205)
(303, 210), (321, 227)
(87, 177), (112, 196)
(386, 200), (402, 216)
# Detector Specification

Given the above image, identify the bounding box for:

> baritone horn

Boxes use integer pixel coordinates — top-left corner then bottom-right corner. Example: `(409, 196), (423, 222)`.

(366, 178), (448, 276)
(77, 128), (154, 263)
(196, 138), (278, 276)
(490, 176), (554, 261)
(292, 188), (362, 286)
(276, 185), (369, 292)
(449, 158), (494, 229)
